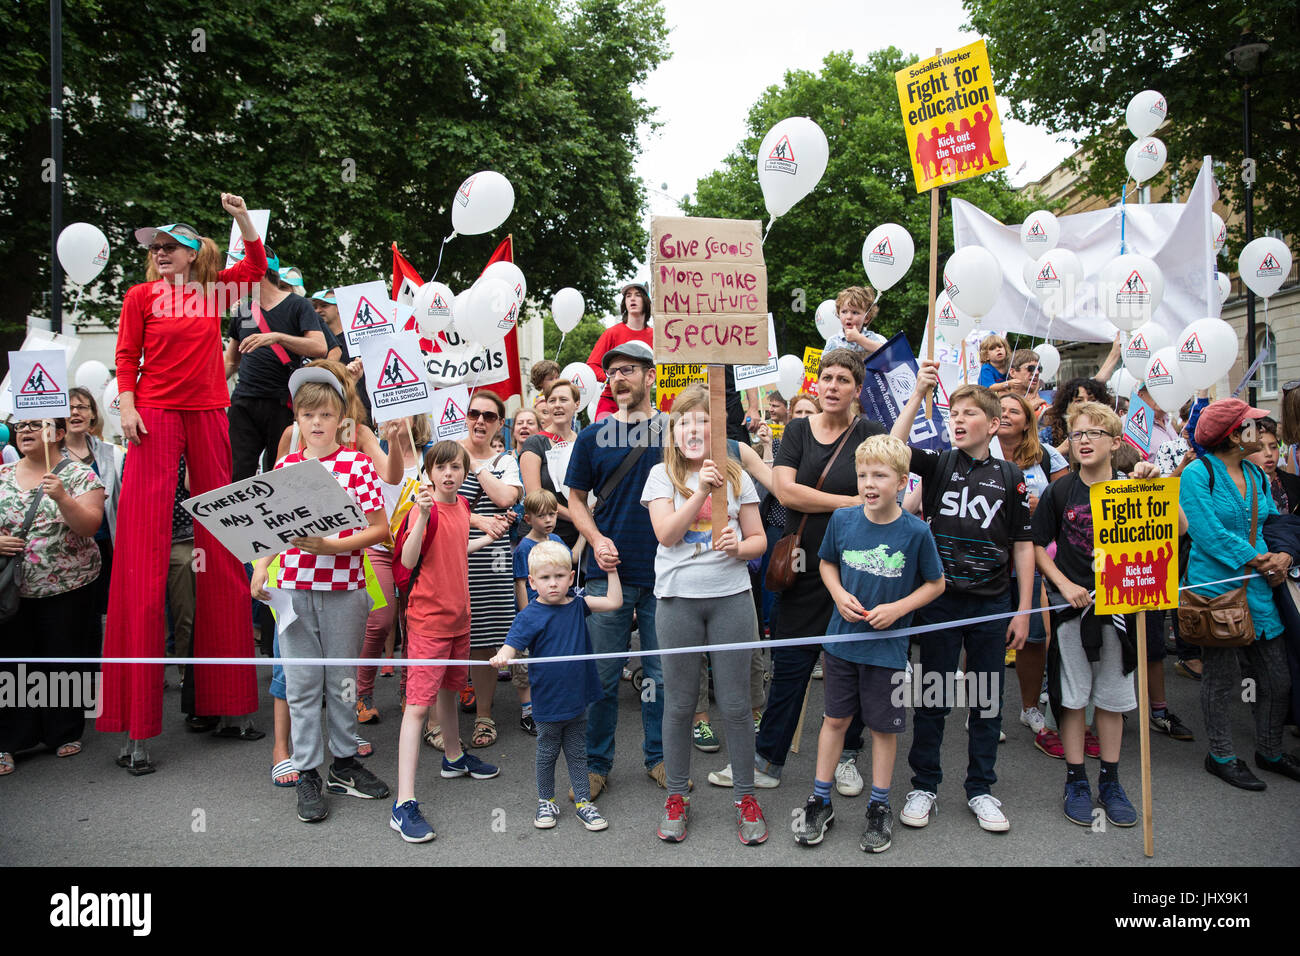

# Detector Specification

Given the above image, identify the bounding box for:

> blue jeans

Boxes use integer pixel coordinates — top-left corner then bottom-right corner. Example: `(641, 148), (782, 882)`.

(270, 628), (285, 701)
(584, 579), (664, 776)
(908, 590), (1009, 799)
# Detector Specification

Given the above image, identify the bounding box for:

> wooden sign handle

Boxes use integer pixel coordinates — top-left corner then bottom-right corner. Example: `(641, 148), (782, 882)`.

(1136, 612), (1155, 857)
(708, 365), (728, 547)
(924, 45), (942, 420)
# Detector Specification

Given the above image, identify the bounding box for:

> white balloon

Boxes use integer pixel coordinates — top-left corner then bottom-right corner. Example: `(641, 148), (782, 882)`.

(861, 223), (915, 292)
(942, 246), (1001, 318)
(1122, 323), (1171, 380)
(551, 287), (585, 334)
(1176, 318), (1238, 390)
(460, 277), (517, 346)
(57, 222), (110, 285)
(450, 170), (515, 236)
(1125, 90), (1167, 139)
(1144, 346), (1193, 413)
(1215, 271), (1231, 305)
(1211, 213), (1226, 256)
(814, 299), (839, 342)
(75, 360), (111, 394)
(1125, 136), (1167, 184)
(413, 281), (455, 338)
(450, 289), (474, 339)
(102, 378), (121, 430)
(933, 291), (974, 346)
(560, 361), (599, 410)
(1019, 210), (1060, 259)
(482, 259), (526, 303)
(1036, 343), (1061, 383)
(1098, 254), (1165, 330)
(1238, 237), (1292, 299)
(756, 117), (829, 219)
(1110, 367), (1139, 401)
(777, 354), (805, 400)
(1020, 258), (1038, 295)
(1030, 248), (1083, 317)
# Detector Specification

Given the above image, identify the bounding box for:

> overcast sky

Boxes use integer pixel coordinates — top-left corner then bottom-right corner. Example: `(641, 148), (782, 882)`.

(632, 0), (1076, 221)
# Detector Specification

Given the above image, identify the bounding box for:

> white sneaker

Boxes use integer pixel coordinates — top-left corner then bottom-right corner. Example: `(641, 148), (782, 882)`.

(967, 793), (1010, 832)
(1020, 707), (1046, 734)
(707, 763), (780, 789)
(811, 658), (824, 680)
(834, 756), (864, 797)
(900, 789), (937, 828)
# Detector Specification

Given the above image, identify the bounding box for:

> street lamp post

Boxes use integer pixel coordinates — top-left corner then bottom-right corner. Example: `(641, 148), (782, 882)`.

(1227, 31), (1269, 407)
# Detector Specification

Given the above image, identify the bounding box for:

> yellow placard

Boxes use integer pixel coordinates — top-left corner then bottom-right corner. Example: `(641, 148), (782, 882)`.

(1090, 478), (1180, 614)
(894, 40), (1009, 193)
(655, 363), (708, 412)
(801, 346), (822, 396)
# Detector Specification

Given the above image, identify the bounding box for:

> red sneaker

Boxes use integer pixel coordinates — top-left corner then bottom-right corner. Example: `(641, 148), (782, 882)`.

(657, 794), (688, 842)
(1084, 729), (1100, 759)
(1034, 728), (1065, 759)
(735, 794), (769, 845)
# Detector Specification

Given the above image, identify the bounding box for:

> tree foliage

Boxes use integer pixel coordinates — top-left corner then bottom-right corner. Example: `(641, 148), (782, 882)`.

(964, 0), (1300, 253)
(542, 313), (608, 372)
(0, 0), (668, 352)
(684, 50), (1035, 360)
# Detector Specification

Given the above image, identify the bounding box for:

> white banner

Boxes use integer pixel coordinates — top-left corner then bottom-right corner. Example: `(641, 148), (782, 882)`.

(423, 328), (509, 389)
(950, 158), (1219, 344)
(182, 458), (367, 563)
(359, 332), (435, 420)
(336, 280), (398, 349)
(7, 349), (71, 419)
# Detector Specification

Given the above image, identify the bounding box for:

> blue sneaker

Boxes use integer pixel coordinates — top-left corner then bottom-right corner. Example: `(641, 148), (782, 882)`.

(390, 799), (435, 843)
(442, 752), (500, 779)
(1063, 779), (1093, 826)
(1098, 780), (1137, 827)
(575, 801), (609, 831)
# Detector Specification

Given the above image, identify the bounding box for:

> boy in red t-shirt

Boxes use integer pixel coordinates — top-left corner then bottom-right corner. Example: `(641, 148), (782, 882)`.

(390, 440), (506, 843)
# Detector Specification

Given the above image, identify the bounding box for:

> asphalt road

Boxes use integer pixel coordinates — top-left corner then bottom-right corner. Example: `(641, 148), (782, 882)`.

(2, 648), (1297, 867)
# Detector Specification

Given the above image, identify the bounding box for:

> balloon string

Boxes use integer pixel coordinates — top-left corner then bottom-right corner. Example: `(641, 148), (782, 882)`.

(554, 331), (566, 363)
(762, 218), (775, 245)
(1119, 177), (1128, 256)
(66, 285), (86, 325)
(429, 235), (453, 282)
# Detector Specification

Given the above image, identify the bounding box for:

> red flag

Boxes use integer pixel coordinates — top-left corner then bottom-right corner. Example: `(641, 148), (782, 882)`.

(481, 237), (524, 402)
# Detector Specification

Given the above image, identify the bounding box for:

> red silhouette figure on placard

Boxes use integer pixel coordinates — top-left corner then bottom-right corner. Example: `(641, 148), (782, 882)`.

(1103, 553), (1120, 605)
(916, 129), (938, 181)
(1118, 553), (1133, 606)
(958, 116), (976, 171)
(971, 105), (995, 169)
(1151, 543), (1172, 604)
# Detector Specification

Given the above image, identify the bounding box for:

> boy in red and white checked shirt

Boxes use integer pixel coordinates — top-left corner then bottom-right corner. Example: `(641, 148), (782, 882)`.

(251, 367), (391, 824)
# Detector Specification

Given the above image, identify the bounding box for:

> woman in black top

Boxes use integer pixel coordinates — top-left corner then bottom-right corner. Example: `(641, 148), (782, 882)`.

(749, 349), (884, 785)
(518, 379), (582, 548)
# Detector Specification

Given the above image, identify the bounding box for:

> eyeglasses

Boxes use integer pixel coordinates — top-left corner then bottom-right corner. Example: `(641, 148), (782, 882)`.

(1068, 429), (1115, 443)
(607, 364), (646, 379)
(466, 408), (500, 423)
(70, 403), (92, 412)
(14, 422), (50, 433)
(148, 242), (182, 255)
(1016, 364), (1040, 374)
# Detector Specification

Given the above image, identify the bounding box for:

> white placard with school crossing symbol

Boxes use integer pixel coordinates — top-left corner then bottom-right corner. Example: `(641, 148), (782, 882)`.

(431, 384), (470, 441)
(336, 280), (398, 350)
(7, 349), (71, 419)
(359, 332), (435, 420)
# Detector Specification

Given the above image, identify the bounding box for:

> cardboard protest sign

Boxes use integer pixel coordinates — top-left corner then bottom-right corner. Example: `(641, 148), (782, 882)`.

(895, 40), (1008, 192)
(7, 349), (71, 419)
(650, 217), (768, 364)
(1091, 478), (1180, 614)
(183, 458), (368, 563)
(336, 281), (398, 350)
(1123, 393), (1155, 457)
(359, 332), (434, 421)
(656, 363), (708, 412)
(734, 319), (781, 389)
(801, 346), (822, 395)
(431, 384), (471, 441)
(858, 333), (949, 452)
(225, 210), (270, 268)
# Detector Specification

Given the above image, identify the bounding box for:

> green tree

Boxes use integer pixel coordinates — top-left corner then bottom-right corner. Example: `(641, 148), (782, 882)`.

(964, 0), (1300, 254)
(684, 50), (1035, 360)
(542, 313), (608, 371)
(0, 0), (668, 354)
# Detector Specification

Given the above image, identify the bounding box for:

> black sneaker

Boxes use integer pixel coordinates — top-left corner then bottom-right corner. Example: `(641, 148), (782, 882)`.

(296, 769), (329, 822)
(794, 795), (835, 846)
(860, 800), (893, 853)
(1255, 752), (1300, 782)
(1204, 754), (1265, 791)
(327, 762), (391, 799)
(520, 713), (538, 736)
(1150, 711), (1194, 741)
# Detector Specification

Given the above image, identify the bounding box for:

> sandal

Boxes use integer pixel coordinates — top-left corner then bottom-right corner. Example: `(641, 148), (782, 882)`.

(423, 725), (453, 752)
(56, 741), (82, 758)
(213, 723), (266, 741)
(271, 759), (299, 788)
(0, 752), (13, 776)
(471, 716), (498, 749)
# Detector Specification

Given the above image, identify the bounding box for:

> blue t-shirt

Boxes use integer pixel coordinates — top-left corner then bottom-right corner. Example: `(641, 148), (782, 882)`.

(978, 362), (1007, 388)
(505, 598), (603, 722)
(564, 414), (665, 588)
(513, 533), (569, 603)
(818, 507), (944, 669)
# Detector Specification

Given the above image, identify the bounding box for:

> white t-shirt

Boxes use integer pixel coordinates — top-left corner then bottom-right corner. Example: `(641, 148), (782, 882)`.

(641, 463), (759, 599)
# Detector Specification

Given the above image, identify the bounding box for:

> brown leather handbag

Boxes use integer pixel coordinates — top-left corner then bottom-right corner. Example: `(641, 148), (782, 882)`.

(765, 418), (858, 592)
(1177, 473), (1257, 649)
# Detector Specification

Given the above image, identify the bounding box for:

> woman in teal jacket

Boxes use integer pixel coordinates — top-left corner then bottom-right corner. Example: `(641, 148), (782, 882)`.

(1181, 399), (1298, 791)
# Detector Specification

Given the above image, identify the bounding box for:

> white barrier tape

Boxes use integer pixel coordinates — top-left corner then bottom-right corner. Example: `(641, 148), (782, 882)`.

(1, 575), (1255, 669)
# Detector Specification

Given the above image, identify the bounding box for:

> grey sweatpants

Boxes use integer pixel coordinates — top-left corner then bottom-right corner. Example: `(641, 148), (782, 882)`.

(280, 588), (369, 772)
(659, 592), (757, 798)
(1201, 637), (1291, 761)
